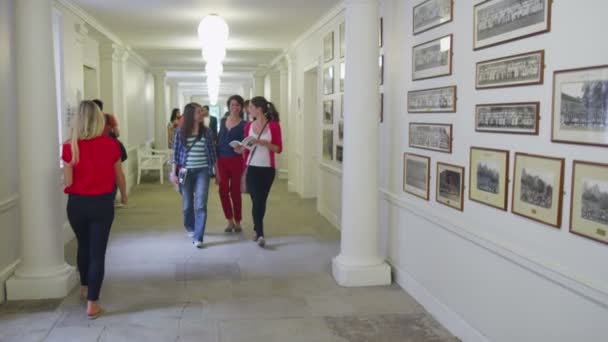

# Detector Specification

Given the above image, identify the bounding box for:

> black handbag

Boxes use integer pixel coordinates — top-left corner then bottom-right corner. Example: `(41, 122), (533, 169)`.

(105, 114), (127, 161)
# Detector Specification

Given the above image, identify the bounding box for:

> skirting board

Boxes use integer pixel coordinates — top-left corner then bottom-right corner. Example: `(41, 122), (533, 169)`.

(390, 262), (489, 342)
(318, 205), (340, 230)
(0, 260), (20, 304)
(278, 169), (288, 180)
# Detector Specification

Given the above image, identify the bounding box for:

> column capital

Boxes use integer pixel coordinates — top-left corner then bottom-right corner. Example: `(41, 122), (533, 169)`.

(253, 69), (267, 78)
(151, 68), (167, 78)
(100, 42), (127, 62)
(345, 0), (379, 6)
(75, 22), (88, 45)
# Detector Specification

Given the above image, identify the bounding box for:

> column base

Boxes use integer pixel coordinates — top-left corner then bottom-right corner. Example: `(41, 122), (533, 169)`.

(332, 255), (392, 287)
(6, 263), (77, 300)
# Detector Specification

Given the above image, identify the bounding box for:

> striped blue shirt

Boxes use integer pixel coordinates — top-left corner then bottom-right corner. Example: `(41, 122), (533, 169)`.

(186, 136), (208, 169)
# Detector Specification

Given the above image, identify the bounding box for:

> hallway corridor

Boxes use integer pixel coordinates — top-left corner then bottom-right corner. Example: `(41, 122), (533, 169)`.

(0, 179), (455, 342)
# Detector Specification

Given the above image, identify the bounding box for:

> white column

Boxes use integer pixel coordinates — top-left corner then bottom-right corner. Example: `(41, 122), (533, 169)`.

(153, 70), (167, 149)
(253, 70), (266, 97)
(99, 42), (129, 148)
(168, 81), (179, 112)
(278, 61), (289, 179)
(7, 0), (77, 300)
(286, 53), (298, 193)
(332, 0), (391, 287)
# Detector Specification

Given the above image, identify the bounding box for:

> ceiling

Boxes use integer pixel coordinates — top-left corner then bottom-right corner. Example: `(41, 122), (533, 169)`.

(72, 0), (341, 101)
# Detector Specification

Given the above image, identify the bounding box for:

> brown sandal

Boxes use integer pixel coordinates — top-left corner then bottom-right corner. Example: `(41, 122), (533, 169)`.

(87, 307), (103, 320)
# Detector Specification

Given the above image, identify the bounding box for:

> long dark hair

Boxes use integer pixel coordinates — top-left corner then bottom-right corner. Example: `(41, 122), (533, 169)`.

(250, 96), (280, 122)
(170, 108), (180, 122)
(181, 102), (207, 145)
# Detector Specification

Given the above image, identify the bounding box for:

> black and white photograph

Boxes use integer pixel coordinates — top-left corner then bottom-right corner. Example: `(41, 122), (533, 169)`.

(322, 129), (333, 161)
(512, 153), (564, 228)
(339, 22), (345, 59)
(476, 161), (500, 195)
(323, 66), (334, 95)
(336, 145), (343, 163)
(476, 50), (544, 89)
(570, 161), (608, 244)
(340, 62), (345, 92)
(408, 86), (457, 113)
(436, 162), (464, 211)
(403, 153), (430, 200)
(412, 34), (452, 81)
(379, 55), (384, 86)
(323, 31), (334, 62)
(552, 65), (608, 147)
(469, 147), (509, 210)
(323, 100), (334, 125)
(338, 120), (344, 142)
(474, 0), (551, 50)
(413, 0), (453, 35)
(409, 123), (452, 153)
(341, 94), (344, 118)
(475, 102), (540, 134)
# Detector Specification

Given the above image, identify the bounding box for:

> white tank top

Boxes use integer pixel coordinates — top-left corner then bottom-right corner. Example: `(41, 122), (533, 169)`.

(248, 125), (272, 167)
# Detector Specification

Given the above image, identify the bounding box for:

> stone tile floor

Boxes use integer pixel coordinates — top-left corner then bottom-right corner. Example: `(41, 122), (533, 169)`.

(0, 177), (457, 342)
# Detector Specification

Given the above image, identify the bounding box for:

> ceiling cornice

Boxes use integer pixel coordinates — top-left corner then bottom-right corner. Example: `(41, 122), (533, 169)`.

(289, 0), (345, 51)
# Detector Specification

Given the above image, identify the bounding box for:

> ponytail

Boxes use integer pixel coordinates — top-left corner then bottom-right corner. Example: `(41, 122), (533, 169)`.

(266, 102), (280, 122)
(250, 96), (280, 122)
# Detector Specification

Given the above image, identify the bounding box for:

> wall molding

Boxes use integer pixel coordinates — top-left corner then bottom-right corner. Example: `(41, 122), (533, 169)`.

(380, 189), (608, 308)
(0, 194), (18, 214)
(290, 1), (345, 52)
(319, 205), (340, 229)
(390, 262), (489, 342)
(0, 260), (20, 304)
(319, 162), (343, 177)
(278, 169), (288, 180)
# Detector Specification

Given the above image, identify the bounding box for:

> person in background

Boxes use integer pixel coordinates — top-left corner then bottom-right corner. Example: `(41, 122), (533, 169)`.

(243, 100), (251, 121)
(217, 95), (247, 233)
(168, 108), (181, 149)
(62, 100), (127, 319)
(202, 105), (218, 145)
(236, 96), (282, 247)
(170, 103), (217, 248)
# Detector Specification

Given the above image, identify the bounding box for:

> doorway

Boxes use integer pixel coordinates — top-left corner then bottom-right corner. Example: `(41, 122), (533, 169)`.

(300, 65), (320, 198)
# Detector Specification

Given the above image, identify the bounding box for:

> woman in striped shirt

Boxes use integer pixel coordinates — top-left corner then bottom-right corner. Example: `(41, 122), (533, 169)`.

(170, 103), (217, 248)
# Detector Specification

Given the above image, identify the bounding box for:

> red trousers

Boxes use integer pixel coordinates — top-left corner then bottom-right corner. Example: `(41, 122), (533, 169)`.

(217, 156), (244, 222)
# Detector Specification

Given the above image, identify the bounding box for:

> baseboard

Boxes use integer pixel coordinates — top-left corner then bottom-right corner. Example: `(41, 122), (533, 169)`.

(278, 169), (288, 180)
(0, 260), (20, 304)
(288, 181), (296, 193)
(63, 221), (75, 245)
(391, 262), (489, 342)
(318, 205), (340, 230)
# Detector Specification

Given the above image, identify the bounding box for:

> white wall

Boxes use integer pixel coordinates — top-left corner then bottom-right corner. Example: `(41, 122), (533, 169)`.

(0, 0), (19, 304)
(378, 0), (607, 341)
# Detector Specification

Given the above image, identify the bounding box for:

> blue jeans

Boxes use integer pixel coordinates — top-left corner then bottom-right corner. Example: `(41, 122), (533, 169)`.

(180, 168), (210, 242)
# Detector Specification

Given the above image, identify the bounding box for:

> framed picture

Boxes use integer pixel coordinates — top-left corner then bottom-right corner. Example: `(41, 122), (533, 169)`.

(340, 62), (345, 92)
(403, 153), (431, 200)
(413, 0), (454, 35)
(323, 100), (334, 125)
(409, 122), (452, 153)
(476, 50), (544, 89)
(469, 147), (509, 210)
(570, 161), (608, 244)
(475, 102), (540, 135)
(512, 153), (564, 228)
(323, 31), (334, 62)
(322, 129), (333, 161)
(551, 65), (608, 147)
(338, 120), (344, 142)
(380, 93), (384, 123)
(408, 86), (457, 113)
(379, 17), (383, 48)
(412, 34), (452, 81)
(436, 162), (465, 211)
(474, 0), (552, 50)
(379, 55), (384, 86)
(339, 22), (346, 59)
(336, 145), (344, 163)
(323, 66), (334, 95)
(341, 94), (344, 118)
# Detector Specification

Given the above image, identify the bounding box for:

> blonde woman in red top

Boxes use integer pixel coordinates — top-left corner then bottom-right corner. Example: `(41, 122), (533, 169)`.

(62, 100), (127, 319)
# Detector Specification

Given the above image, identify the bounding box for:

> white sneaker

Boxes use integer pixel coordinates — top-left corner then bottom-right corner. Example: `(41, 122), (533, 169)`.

(187, 232), (195, 238)
(257, 236), (265, 248)
(193, 241), (202, 249)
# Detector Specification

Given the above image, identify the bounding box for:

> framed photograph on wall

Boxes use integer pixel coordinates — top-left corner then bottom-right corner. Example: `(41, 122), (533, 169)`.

(403, 153), (431, 200)
(570, 161), (608, 244)
(551, 65), (608, 147)
(413, 0), (454, 35)
(339, 22), (346, 59)
(436, 162), (465, 211)
(323, 100), (334, 125)
(512, 153), (565, 228)
(475, 102), (540, 134)
(336, 145), (344, 163)
(323, 31), (334, 62)
(322, 129), (333, 161)
(338, 120), (344, 142)
(380, 93), (384, 123)
(469, 147), (509, 211)
(474, 0), (552, 50)
(340, 62), (345, 92)
(409, 123), (452, 153)
(408, 86), (457, 113)
(379, 17), (383, 47)
(476, 50), (544, 89)
(412, 34), (452, 81)
(323, 66), (334, 95)
(341, 94), (344, 118)
(379, 55), (384, 86)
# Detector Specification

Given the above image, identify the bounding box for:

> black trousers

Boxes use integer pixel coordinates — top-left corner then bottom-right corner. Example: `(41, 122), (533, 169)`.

(246, 166), (275, 237)
(67, 193), (114, 301)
